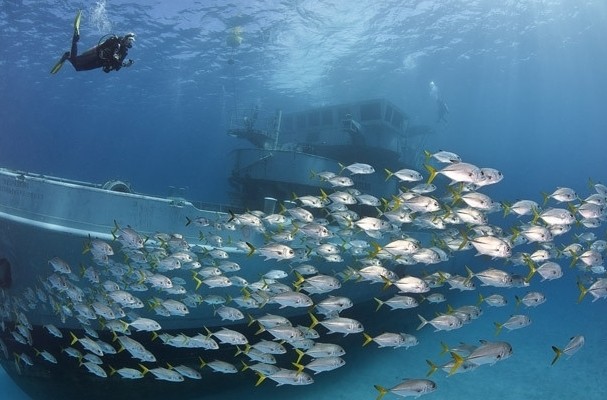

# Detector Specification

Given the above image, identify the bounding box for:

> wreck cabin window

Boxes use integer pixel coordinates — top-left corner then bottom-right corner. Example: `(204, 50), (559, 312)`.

(306, 130), (320, 142)
(322, 109), (333, 126)
(297, 114), (307, 129)
(283, 115), (293, 131)
(360, 102), (382, 121)
(308, 111), (320, 127)
(385, 105), (393, 123)
(391, 110), (404, 129)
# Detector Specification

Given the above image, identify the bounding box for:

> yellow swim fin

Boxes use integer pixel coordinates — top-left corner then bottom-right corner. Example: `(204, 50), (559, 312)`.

(74, 10), (82, 36)
(50, 58), (66, 74)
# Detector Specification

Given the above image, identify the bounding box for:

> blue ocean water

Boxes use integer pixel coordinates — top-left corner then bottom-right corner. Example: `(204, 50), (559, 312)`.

(1, 1), (607, 399)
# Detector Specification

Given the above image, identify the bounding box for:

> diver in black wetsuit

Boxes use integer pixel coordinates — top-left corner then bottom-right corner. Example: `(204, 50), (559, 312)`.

(50, 10), (135, 74)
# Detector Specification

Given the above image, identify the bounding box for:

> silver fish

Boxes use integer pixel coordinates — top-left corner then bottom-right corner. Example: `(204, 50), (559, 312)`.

(247, 242), (295, 261)
(310, 314), (364, 336)
(468, 267), (513, 288)
(551, 335), (585, 365)
(450, 340), (512, 374)
(417, 314), (463, 331)
(495, 315), (531, 335)
(341, 162), (375, 175)
(375, 379), (437, 399)
(257, 368), (314, 386)
(374, 295), (419, 311)
(385, 168), (423, 182)
(363, 332), (418, 349)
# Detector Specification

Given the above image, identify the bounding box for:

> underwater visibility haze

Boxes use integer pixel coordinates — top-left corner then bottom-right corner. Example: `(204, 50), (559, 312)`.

(1, 1), (607, 399)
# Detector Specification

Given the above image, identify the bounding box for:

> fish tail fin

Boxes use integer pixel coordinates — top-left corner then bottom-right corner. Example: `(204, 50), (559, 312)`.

(295, 348), (305, 365)
(338, 162), (346, 174)
(457, 229), (469, 251)
(293, 270), (305, 288)
(524, 257), (537, 283)
(440, 341), (450, 355)
(447, 185), (462, 206)
(541, 191), (550, 206)
(369, 242), (382, 258)
(416, 314), (428, 331)
(424, 164), (438, 184)
(69, 331), (78, 346)
(436, 271), (449, 285)
(109, 365), (117, 376)
(531, 205), (541, 225)
(198, 357), (206, 369)
(255, 322), (266, 335)
(477, 293), (485, 306)
(577, 281), (588, 303)
(151, 331), (158, 341)
(374, 385), (389, 400)
(373, 297), (384, 312)
(362, 332), (373, 347)
(308, 312), (319, 329)
(501, 201), (511, 216)
(204, 326), (213, 337)
(82, 236), (91, 254)
(292, 362), (305, 373)
(494, 322), (503, 336)
(380, 275), (393, 291)
(255, 371), (267, 387)
(425, 359), (439, 376)
(319, 188), (328, 202)
(570, 253), (579, 268)
(139, 363), (149, 376)
(448, 352), (464, 375)
(185, 216), (192, 226)
(240, 361), (249, 372)
(245, 242), (255, 257)
(111, 220), (120, 239)
(514, 296), (522, 308)
(384, 168), (394, 181)
(510, 227), (520, 243)
(423, 150), (432, 162)
(567, 202), (579, 219)
(119, 320), (129, 332)
(464, 265), (475, 282)
(193, 273), (203, 291)
(551, 346), (563, 365)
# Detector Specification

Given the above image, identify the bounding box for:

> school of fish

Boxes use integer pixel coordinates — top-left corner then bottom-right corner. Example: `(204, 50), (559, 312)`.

(0, 149), (605, 399)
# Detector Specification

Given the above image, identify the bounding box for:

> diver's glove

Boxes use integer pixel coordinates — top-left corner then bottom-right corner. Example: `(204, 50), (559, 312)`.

(122, 59), (134, 67)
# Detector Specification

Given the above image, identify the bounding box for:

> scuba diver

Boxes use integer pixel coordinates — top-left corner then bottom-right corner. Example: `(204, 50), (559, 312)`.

(50, 10), (135, 74)
(436, 98), (449, 123)
(429, 81), (449, 123)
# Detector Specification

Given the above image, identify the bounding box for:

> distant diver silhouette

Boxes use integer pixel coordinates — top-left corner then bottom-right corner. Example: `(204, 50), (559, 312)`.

(429, 81), (449, 123)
